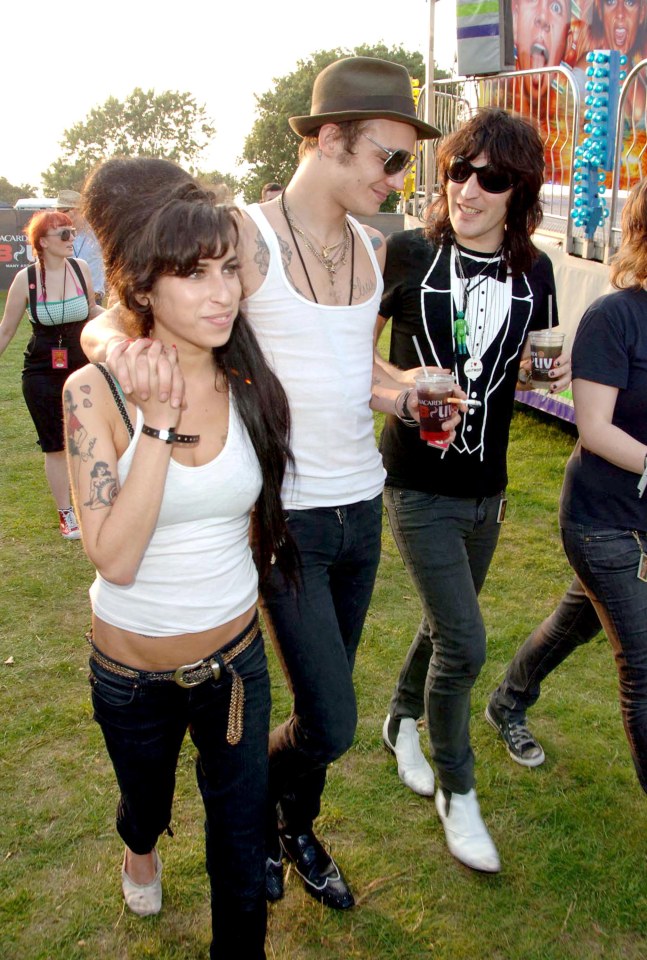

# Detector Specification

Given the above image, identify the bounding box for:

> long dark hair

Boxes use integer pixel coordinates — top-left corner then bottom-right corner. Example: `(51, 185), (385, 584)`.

(426, 108), (544, 276)
(83, 158), (298, 582)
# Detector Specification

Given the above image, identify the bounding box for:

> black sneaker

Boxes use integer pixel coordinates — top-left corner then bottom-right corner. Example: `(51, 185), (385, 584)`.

(485, 702), (545, 768)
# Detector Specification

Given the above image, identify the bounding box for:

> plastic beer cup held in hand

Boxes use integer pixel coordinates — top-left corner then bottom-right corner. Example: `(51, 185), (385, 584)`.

(529, 331), (565, 384)
(415, 373), (455, 447)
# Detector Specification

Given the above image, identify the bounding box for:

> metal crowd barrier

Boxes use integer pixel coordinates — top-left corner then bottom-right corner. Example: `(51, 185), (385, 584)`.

(412, 59), (647, 263)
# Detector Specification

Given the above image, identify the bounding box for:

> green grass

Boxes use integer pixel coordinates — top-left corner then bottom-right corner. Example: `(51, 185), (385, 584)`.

(1, 292), (646, 959)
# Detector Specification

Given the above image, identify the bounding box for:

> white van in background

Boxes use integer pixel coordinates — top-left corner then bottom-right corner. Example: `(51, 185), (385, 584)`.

(14, 198), (59, 211)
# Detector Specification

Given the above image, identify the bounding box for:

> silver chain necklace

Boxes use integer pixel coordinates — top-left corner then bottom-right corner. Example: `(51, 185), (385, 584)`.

(281, 197), (351, 284)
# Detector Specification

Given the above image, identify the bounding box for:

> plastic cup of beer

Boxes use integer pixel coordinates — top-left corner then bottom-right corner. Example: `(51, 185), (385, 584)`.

(529, 330), (565, 384)
(415, 373), (455, 447)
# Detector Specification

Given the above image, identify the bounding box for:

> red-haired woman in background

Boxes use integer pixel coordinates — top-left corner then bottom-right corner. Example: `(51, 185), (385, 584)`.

(0, 210), (102, 538)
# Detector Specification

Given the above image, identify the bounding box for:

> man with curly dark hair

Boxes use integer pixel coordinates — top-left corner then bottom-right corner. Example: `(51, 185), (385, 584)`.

(379, 108), (572, 874)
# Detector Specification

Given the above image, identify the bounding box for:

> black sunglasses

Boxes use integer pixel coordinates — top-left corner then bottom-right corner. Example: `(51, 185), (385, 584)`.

(47, 228), (77, 241)
(446, 156), (515, 194)
(363, 134), (416, 176)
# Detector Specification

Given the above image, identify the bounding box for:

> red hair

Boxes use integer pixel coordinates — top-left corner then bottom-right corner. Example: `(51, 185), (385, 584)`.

(26, 211), (73, 258)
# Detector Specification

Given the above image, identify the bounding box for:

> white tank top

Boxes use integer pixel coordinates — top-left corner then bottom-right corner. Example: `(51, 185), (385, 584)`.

(243, 203), (385, 509)
(89, 398), (262, 637)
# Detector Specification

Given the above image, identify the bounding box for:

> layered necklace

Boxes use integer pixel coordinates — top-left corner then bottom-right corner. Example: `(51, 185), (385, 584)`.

(280, 193), (355, 305)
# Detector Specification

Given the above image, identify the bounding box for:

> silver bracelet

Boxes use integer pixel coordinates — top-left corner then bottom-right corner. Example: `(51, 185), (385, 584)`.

(395, 389), (417, 427)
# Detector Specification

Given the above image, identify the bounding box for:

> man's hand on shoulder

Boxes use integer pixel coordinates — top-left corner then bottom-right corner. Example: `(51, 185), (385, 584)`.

(81, 303), (132, 363)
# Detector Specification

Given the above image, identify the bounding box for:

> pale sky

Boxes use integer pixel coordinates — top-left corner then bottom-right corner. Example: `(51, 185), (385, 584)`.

(6, 0), (457, 194)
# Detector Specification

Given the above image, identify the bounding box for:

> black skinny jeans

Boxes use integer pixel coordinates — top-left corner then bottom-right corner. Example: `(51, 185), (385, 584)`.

(261, 496), (383, 837)
(90, 625), (270, 959)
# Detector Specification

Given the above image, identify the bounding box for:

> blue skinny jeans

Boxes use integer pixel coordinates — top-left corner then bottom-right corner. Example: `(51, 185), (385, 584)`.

(490, 575), (602, 721)
(561, 524), (647, 794)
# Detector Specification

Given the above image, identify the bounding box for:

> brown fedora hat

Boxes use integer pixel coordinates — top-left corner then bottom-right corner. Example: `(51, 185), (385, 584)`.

(289, 57), (440, 140)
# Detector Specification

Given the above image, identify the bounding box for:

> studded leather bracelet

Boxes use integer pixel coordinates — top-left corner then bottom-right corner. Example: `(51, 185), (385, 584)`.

(141, 424), (200, 444)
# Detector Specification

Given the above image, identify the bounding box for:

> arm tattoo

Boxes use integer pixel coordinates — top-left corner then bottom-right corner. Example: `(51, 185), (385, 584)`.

(64, 388), (95, 461)
(84, 462), (118, 510)
(254, 233), (270, 277)
(371, 235), (384, 250)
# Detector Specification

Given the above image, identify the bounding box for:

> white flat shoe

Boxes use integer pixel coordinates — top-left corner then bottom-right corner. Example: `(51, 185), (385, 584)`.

(435, 788), (500, 873)
(121, 849), (163, 916)
(383, 714), (435, 797)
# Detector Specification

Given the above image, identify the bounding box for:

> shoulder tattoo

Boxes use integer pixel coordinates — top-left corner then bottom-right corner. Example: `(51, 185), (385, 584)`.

(277, 233), (308, 299)
(254, 232), (270, 277)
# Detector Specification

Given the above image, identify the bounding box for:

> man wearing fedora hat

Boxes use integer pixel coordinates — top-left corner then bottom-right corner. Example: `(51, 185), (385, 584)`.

(80, 55), (447, 913)
(237, 56), (444, 913)
(56, 190), (106, 304)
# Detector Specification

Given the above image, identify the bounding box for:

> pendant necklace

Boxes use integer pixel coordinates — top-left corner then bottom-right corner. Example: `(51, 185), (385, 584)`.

(280, 194), (355, 305)
(452, 242), (503, 379)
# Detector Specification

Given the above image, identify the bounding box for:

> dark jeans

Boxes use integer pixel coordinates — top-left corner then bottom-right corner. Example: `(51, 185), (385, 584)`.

(562, 524), (647, 794)
(384, 487), (503, 794)
(90, 625), (270, 960)
(490, 576), (602, 721)
(261, 495), (383, 836)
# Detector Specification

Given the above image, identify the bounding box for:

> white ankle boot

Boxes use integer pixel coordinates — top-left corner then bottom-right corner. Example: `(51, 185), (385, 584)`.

(383, 715), (435, 796)
(121, 849), (163, 916)
(435, 788), (500, 873)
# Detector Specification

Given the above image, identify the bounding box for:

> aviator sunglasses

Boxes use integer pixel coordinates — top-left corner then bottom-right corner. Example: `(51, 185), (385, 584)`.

(363, 134), (416, 176)
(47, 228), (77, 241)
(446, 156), (515, 194)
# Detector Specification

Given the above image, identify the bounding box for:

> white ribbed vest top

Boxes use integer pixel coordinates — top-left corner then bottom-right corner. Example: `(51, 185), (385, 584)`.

(243, 203), (385, 509)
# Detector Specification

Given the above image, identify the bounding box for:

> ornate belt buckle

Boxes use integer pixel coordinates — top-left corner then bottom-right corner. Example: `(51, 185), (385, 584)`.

(174, 658), (206, 688)
(173, 657), (220, 688)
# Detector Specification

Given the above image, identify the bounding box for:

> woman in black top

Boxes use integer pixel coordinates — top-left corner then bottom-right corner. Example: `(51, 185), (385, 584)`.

(560, 178), (647, 793)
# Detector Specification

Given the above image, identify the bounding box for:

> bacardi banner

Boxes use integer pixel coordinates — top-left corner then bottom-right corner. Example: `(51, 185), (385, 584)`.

(0, 210), (33, 292)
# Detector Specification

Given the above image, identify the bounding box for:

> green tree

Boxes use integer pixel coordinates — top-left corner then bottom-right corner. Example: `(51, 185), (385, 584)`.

(197, 168), (242, 202)
(0, 176), (37, 205)
(42, 88), (216, 193)
(239, 44), (448, 206)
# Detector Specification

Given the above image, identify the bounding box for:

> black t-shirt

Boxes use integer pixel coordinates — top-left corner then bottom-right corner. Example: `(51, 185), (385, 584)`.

(380, 230), (557, 498)
(560, 288), (647, 531)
